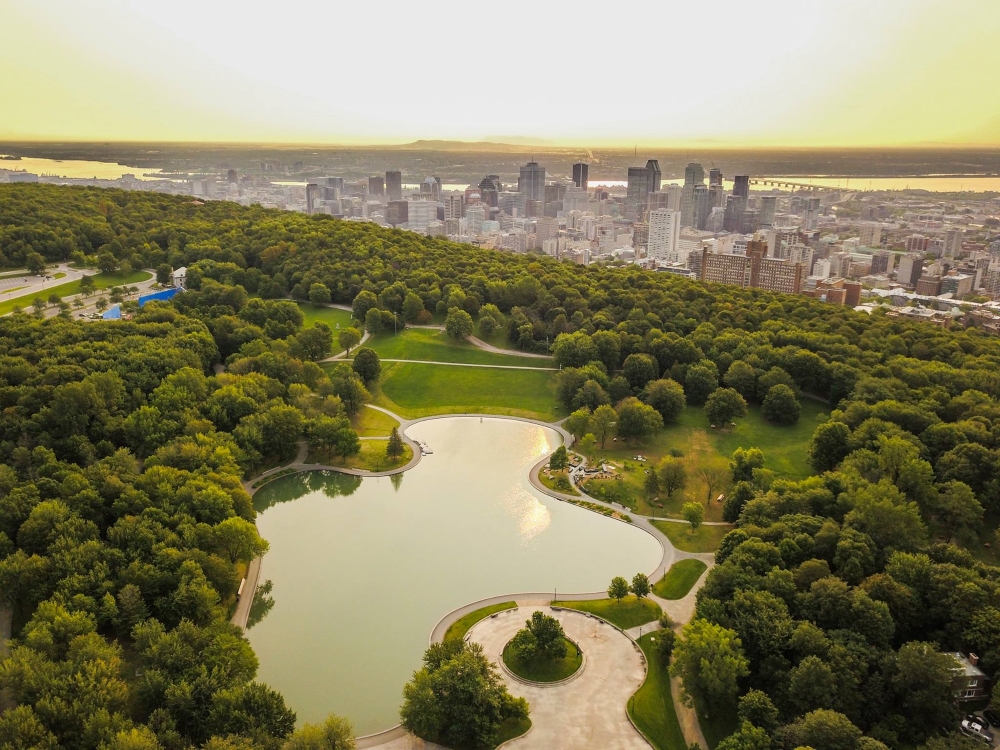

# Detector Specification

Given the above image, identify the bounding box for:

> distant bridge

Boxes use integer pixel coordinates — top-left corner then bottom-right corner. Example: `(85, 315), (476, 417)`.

(749, 178), (851, 193)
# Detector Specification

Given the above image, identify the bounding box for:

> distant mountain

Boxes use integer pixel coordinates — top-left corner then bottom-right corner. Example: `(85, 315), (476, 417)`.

(395, 139), (574, 152)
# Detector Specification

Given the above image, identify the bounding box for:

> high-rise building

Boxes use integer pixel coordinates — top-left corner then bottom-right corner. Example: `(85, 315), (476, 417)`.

(227, 169), (238, 184)
(692, 185), (712, 230)
(444, 194), (464, 221)
(305, 183), (319, 215)
(681, 163), (705, 227)
(386, 200), (408, 227)
(733, 175), (750, 201)
(407, 200), (437, 232)
(858, 223), (882, 247)
(625, 159), (661, 219)
(896, 253), (925, 286)
(644, 159), (662, 197)
(647, 209), (681, 263)
(518, 162), (545, 201)
(572, 162), (589, 190)
(465, 204), (485, 235)
(385, 171), (403, 201)
(700, 236), (803, 294)
(478, 175), (501, 207)
(759, 196), (777, 227)
(944, 228), (964, 258)
(709, 168), (723, 187)
(905, 234), (930, 254)
(368, 176), (385, 196)
(723, 195), (745, 233)
(870, 250), (895, 276)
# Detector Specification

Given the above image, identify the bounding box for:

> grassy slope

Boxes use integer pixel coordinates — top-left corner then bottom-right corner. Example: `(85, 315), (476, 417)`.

(554, 596), (661, 630)
(654, 560), (708, 599)
(443, 602), (517, 643)
(297, 303), (355, 330)
(367, 328), (554, 367)
(307, 440), (412, 472)
(0, 270), (152, 315)
(503, 637), (582, 682)
(373, 361), (563, 422)
(578, 401), (827, 519)
(351, 405), (399, 437)
(630, 632), (687, 750)
(654, 521), (732, 553)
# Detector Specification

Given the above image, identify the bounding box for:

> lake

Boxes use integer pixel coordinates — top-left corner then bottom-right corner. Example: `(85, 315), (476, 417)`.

(246, 417), (662, 736)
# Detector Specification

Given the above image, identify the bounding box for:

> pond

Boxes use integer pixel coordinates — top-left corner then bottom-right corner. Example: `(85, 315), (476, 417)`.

(246, 417), (663, 736)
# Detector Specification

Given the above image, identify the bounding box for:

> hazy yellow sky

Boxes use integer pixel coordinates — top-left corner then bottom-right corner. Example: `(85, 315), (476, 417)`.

(1, 0), (998, 146)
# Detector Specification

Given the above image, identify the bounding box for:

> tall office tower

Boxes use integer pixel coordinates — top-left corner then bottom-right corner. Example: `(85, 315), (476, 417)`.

(368, 176), (385, 196)
(626, 166), (648, 218)
(692, 185), (712, 230)
(305, 183), (319, 215)
(870, 249), (895, 275)
(709, 168), (723, 187)
(723, 195), (746, 232)
(633, 222), (649, 250)
(572, 162), (589, 190)
(518, 162), (545, 201)
(733, 175), (750, 200)
(227, 169), (238, 184)
(465, 204), (486, 235)
(386, 200), (408, 227)
(386, 171), (402, 201)
(709, 184), (725, 208)
(896, 253), (925, 286)
(406, 200), (437, 232)
(444, 194), (464, 221)
(647, 209), (681, 263)
(759, 195), (777, 227)
(644, 159), (662, 197)
(478, 175), (501, 207)
(802, 196), (821, 230)
(944, 228), (964, 258)
(680, 162), (705, 227)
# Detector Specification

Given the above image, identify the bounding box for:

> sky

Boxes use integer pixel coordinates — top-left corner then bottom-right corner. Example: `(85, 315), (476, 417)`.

(1, 0), (999, 147)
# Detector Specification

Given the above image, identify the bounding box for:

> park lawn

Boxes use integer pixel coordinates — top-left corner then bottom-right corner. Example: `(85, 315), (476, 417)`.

(351, 405), (399, 437)
(654, 521), (732, 553)
(503, 637), (582, 682)
(372, 361), (563, 421)
(555, 595), (661, 630)
(297, 302), (355, 330)
(473, 322), (552, 356)
(494, 716), (531, 747)
(538, 468), (580, 496)
(654, 560), (708, 600)
(630, 632), (687, 750)
(577, 401), (827, 519)
(367, 328), (551, 367)
(443, 602), (517, 642)
(307, 440), (412, 472)
(0, 270), (152, 315)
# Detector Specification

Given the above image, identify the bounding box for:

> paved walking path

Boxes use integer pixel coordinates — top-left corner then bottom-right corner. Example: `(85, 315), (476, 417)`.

(469, 606), (649, 749)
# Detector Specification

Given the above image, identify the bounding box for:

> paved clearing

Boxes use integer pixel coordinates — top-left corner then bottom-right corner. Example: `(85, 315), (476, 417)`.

(468, 606), (649, 750)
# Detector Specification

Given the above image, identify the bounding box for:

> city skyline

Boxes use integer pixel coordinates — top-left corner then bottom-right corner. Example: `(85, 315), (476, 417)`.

(2, 0), (999, 147)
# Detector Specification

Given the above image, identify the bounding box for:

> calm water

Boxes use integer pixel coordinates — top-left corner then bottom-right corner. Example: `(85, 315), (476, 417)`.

(588, 175), (1000, 192)
(247, 417), (662, 735)
(0, 156), (164, 180)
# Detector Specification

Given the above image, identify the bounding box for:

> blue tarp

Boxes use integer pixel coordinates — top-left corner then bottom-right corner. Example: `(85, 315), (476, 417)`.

(138, 287), (181, 307)
(102, 304), (121, 320)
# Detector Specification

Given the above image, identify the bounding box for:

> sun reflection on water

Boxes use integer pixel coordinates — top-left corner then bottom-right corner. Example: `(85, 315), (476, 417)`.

(501, 485), (552, 544)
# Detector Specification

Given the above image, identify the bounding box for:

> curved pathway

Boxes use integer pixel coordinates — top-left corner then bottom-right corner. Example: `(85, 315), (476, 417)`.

(469, 606), (649, 749)
(364, 358), (556, 371)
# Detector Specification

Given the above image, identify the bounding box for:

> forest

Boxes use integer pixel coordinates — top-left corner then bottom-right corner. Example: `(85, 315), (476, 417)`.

(2, 184), (1000, 749)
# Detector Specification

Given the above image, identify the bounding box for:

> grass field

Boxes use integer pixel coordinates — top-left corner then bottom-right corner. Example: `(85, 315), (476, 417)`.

(0, 270), (152, 315)
(577, 401), (827, 520)
(494, 716), (531, 747)
(654, 521), (733, 553)
(538, 468), (580, 496)
(696, 699), (739, 749)
(654, 560), (708, 599)
(443, 602), (517, 642)
(554, 596), (661, 630)
(367, 328), (552, 367)
(630, 632), (687, 750)
(297, 303), (355, 331)
(503, 636), (582, 682)
(372, 361), (563, 421)
(307, 440), (412, 472)
(351, 405), (399, 437)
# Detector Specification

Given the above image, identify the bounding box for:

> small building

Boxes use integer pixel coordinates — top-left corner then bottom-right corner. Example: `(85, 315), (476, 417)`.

(171, 266), (187, 289)
(945, 652), (988, 702)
